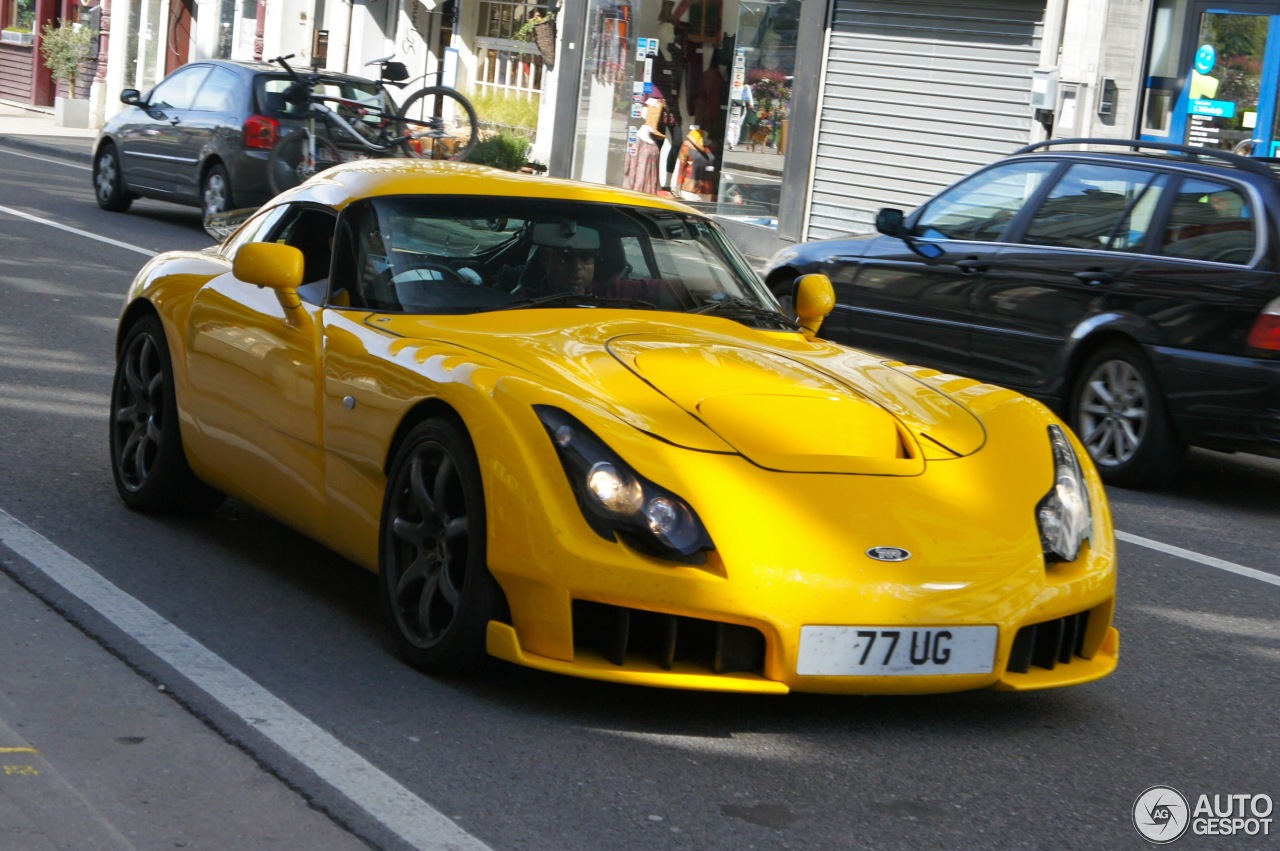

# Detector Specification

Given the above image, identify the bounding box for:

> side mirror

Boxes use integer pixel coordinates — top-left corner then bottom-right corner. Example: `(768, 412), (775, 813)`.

(120, 88), (142, 106)
(794, 273), (835, 339)
(875, 207), (906, 237)
(233, 242), (304, 292)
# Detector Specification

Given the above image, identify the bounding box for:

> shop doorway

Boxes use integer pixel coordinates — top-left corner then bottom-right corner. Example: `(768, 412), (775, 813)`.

(1142, 2), (1280, 154)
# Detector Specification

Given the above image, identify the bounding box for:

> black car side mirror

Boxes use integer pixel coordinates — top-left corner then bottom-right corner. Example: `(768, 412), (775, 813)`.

(876, 206), (944, 259)
(875, 207), (906, 237)
(120, 88), (142, 106)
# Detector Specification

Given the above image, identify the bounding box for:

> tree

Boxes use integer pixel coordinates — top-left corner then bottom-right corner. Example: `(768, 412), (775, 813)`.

(40, 21), (94, 99)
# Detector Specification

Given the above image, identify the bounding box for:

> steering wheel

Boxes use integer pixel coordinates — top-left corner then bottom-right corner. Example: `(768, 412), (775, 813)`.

(383, 260), (467, 287)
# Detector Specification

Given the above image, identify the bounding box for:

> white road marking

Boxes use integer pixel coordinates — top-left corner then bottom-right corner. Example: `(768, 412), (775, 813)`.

(0, 508), (491, 851)
(0, 205), (156, 257)
(0, 146), (92, 170)
(1117, 530), (1280, 588)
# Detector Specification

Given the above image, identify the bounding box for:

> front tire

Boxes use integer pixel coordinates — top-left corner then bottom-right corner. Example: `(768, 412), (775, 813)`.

(380, 418), (497, 675)
(396, 87), (479, 161)
(110, 315), (224, 513)
(94, 144), (133, 212)
(267, 132), (343, 195)
(1069, 342), (1183, 488)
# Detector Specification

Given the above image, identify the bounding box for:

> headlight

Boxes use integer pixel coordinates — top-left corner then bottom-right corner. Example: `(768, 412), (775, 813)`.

(1036, 425), (1093, 563)
(536, 406), (714, 564)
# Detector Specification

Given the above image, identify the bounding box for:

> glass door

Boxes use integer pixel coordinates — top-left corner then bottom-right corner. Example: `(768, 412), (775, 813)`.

(1140, 2), (1280, 155)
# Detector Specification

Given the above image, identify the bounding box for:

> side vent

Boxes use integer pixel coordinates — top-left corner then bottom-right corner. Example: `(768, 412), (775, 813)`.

(573, 601), (766, 674)
(1007, 611), (1090, 673)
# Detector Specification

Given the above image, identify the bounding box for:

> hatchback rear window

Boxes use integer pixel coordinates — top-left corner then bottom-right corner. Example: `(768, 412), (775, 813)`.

(253, 74), (391, 120)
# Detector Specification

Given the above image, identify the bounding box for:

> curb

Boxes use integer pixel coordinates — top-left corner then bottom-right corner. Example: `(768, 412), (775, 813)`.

(0, 134), (94, 166)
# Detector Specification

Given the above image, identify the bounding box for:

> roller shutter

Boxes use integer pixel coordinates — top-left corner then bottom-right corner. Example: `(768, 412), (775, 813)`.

(807, 0), (1045, 239)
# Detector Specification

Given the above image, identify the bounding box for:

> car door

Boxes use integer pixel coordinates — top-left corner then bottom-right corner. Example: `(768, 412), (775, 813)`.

(970, 162), (1168, 400)
(834, 159), (1060, 376)
(184, 203), (334, 536)
(174, 65), (243, 202)
(116, 65), (211, 196)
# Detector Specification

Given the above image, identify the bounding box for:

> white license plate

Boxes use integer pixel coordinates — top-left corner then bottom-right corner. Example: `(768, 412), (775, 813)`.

(797, 625), (997, 676)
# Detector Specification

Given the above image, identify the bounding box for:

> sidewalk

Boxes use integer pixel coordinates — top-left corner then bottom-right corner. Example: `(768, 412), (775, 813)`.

(1, 103), (377, 850)
(0, 99), (96, 164)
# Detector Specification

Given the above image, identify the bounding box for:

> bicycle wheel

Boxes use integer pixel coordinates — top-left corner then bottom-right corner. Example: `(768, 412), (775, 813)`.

(267, 131), (344, 195)
(396, 87), (479, 162)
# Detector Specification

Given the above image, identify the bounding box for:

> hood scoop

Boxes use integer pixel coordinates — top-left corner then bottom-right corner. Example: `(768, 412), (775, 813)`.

(609, 336), (946, 475)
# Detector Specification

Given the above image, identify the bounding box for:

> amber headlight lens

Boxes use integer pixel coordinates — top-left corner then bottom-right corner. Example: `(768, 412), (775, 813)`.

(536, 406), (713, 563)
(1036, 424), (1093, 563)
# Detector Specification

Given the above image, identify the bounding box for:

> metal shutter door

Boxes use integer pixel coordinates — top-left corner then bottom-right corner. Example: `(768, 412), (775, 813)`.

(807, 0), (1045, 239)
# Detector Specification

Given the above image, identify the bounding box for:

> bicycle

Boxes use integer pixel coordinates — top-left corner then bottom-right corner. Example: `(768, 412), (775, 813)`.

(266, 54), (479, 194)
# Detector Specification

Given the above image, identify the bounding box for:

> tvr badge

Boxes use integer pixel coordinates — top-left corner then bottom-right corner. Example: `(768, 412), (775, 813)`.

(866, 546), (911, 562)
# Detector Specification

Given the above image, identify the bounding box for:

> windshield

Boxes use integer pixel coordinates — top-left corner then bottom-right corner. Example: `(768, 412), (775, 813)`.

(330, 196), (780, 321)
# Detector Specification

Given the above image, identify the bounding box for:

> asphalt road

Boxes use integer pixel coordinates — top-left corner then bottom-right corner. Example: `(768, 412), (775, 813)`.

(1, 142), (1278, 851)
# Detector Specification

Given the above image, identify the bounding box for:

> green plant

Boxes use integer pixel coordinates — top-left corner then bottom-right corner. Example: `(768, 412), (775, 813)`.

(470, 91), (541, 132)
(466, 130), (532, 171)
(514, 8), (556, 42)
(40, 21), (94, 98)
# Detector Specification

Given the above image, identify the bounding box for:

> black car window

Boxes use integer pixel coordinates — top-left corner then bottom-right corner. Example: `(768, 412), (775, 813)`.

(190, 66), (240, 113)
(1159, 178), (1256, 265)
(255, 74), (389, 121)
(1022, 163), (1167, 252)
(911, 161), (1057, 242)
(147, 65), (211, 111)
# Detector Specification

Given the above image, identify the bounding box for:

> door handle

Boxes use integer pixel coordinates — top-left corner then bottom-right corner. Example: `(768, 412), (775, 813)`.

(1073, 270), (1114, 285)
(954, 257), (986, 273)
(170, 116), (181, 125)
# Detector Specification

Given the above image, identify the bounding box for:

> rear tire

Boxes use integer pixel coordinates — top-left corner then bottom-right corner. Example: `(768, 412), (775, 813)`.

(94, 144), (133, 212)
(267, 132), (343, 195)
(396, 87), (479, 162)
(1068, 342), (1183, 488)
(110, 315), (224, 513)
(201, 163), (234, 218)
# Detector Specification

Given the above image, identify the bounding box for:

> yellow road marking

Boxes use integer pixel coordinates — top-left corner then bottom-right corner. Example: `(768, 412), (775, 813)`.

(0, 747), (38, 754)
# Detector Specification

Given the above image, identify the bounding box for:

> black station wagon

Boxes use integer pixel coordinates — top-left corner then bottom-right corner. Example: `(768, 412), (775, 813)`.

(763, 139), (1280, 488)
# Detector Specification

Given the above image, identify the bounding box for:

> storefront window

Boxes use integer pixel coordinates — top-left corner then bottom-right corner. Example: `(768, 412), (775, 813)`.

(570, 0), (801, 229)
(1141, 0), (1192, 137)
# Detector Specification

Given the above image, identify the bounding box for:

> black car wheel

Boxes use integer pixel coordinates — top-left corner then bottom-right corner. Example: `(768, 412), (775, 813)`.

(380, 417), (497, 675)
(93, 144), (133, 212)
(201, 163), (234, 218)
(1069, 342), (1183, 488)
(110, 315), (224, 513)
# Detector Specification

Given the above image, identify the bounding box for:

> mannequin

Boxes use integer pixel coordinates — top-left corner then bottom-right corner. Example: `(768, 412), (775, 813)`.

(623, 98), (665, 195)
(675, 126), (716, 202)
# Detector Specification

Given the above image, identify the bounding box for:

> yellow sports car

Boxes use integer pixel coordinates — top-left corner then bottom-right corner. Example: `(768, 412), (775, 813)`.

(110, 159), (1118, 694)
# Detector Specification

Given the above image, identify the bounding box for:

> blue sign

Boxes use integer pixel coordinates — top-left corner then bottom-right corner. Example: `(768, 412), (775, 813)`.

(1189, 98), (1236, 118)
(1194, 44), (1217, 75)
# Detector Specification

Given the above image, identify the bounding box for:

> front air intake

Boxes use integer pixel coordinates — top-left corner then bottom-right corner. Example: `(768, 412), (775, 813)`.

(1006, 611), (1091, 673)
(572, 600), (766, 675)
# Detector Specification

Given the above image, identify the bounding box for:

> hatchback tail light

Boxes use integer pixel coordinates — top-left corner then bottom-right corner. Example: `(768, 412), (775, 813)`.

(243, 114), (279, 150)
(1246, 296), (1280, 352)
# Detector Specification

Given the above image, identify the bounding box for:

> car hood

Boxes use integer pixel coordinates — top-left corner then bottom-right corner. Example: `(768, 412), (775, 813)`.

(371, 312), (986, 475)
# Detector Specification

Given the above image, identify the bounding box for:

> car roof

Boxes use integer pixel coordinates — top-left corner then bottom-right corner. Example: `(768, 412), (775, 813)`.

(278, 158), (709, 213)
(1010, 137), (1280, 183)
(182, 58), (378, 86)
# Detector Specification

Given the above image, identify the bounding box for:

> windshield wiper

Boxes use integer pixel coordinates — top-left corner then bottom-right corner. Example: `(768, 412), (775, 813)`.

(500, 292), (658, 311)
(689, 296), (801, 330)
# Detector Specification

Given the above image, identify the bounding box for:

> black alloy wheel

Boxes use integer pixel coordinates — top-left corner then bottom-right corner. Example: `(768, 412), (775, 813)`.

(109, 315), (224, 512)
(1069, 342), (1183, 488)
(380, 417), (498, 675)
(93, 144), (133, 212)
(201, 163), (234, 218)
